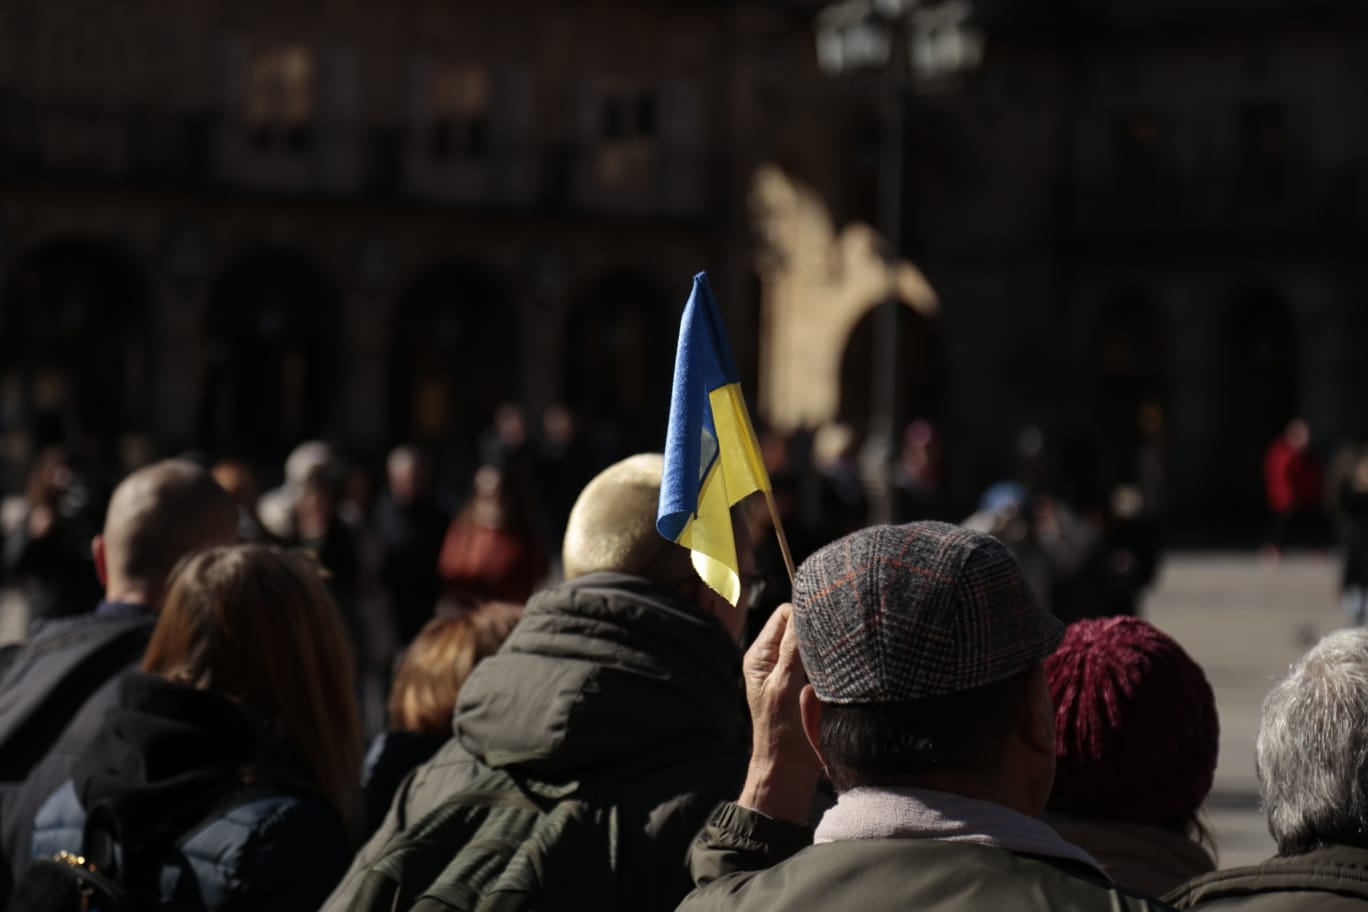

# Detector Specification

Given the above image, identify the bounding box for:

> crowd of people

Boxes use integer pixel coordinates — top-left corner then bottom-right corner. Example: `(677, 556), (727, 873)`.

(0, 414), (1364, 909)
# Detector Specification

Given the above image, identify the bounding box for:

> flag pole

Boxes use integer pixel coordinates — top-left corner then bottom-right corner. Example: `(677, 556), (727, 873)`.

(762, 488), (798, 586)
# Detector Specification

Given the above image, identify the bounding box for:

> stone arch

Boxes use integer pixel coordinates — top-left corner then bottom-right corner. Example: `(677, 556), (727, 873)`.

(1090, 289), (1171, 493)
(836, 301), (945, 438)
(1216, 285), (1299, 511)
(387, 259), (517, 459)
(562, 270), (675, 457)
(0, 238), (152, 452)
(201, 250), (339, 457)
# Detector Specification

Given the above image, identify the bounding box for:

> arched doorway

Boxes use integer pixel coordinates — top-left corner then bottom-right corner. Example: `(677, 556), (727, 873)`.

(563, 271), (674, 457)
(201, 252), (336, 457)
(388, 261), (517, 461)
(1218, 287), (1298, 512)
(0, 241), (151, 454)
(1091, 291), (1170, 497)
(837, 303), (944, 437)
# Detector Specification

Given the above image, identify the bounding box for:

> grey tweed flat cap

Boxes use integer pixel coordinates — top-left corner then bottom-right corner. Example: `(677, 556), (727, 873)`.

(792, 521), (1064, 703)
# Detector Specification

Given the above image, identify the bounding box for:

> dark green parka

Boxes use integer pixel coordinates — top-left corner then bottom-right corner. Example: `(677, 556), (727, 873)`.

(320, 572), (747, 912)
(679, 802), (1177, 912)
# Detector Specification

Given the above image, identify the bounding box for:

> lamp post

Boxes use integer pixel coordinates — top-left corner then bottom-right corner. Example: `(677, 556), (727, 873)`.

(816, 0), (981, 524)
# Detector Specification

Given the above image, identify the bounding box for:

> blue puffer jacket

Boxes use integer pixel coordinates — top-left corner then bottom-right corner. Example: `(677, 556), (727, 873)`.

(26, 673), (351, 911)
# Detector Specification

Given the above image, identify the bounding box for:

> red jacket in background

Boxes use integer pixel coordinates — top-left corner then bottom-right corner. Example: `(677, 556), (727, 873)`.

(1264, 439), (1324, 513)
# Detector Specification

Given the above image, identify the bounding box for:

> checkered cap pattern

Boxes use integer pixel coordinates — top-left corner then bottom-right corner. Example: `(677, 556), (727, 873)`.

(792, 521), (1065, 703)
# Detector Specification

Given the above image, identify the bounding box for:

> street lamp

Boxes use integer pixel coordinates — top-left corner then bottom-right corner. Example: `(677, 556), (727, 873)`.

(816, 0), (981, 524)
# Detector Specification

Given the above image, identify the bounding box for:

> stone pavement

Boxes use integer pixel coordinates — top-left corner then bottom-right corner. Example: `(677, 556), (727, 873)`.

(1142, 551), (1344, 869)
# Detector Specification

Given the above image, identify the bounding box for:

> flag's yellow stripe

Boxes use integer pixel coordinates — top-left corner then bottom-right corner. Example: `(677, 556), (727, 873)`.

(675, 382), (770, 606)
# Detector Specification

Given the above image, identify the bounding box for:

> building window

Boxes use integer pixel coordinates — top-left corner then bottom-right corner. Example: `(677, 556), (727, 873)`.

(601, 90), (658, 143)
(245, 45), (315, 154)
(592, 88), (659, 191)
(1113, 109), (1162, 201)
(427, 66), (488, 163)
(1238, 101), (1287, 200)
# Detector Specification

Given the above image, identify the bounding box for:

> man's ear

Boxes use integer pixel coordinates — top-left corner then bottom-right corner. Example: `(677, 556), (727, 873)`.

(799, 684), (828, 774)
(92, 535), (107, 589)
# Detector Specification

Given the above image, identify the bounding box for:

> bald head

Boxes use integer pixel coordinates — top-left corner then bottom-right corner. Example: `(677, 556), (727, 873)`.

(97, 460), (239, 607)
(562, 453), (692, 584)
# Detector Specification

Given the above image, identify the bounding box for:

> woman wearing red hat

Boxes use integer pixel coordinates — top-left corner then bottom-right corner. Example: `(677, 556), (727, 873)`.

(1045, 616), (1220, 897)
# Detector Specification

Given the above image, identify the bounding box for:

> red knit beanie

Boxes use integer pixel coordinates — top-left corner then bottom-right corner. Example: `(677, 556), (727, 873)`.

(1046, 616), (1219, 830)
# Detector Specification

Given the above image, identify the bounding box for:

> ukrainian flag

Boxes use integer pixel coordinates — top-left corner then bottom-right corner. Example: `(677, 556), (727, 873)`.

(657, 272), (771, 606)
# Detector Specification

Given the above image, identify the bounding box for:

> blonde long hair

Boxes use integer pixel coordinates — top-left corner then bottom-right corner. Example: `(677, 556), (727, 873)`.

(143, 545), (363, 837)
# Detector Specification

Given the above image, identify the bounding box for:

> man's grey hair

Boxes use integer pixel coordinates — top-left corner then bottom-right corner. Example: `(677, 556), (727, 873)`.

(1256, 628), (1368, 855)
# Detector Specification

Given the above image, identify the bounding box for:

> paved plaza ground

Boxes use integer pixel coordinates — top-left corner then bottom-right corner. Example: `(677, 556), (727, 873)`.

(1143, 550), (1345, 869)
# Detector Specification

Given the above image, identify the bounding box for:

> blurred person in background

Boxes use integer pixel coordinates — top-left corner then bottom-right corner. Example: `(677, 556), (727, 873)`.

(1262, 418), (1324, 559)
(210, 458), (274, 543)
(1053, 485), (1163, 622)
(1, 447), (102, 624)
(807, 422), (867, 536)
(377, 446), (450, 647)
(1167, 628), (1368, 909)
(896, 419), (945, 521)
(536, 404), (592, 562)
(0, 460), (238, 906)
(1046, 617), (1219, 896)
(478, 402), (536, 495)
(1337, 450), (1368, 625)
(292, 468), (363, 656)
(360, 601), (521, 836)
(256, 440), (335, 541)
(437, 464), (548, 605)
(23, 545), (362, 912)
(963, 481), (1096, 611)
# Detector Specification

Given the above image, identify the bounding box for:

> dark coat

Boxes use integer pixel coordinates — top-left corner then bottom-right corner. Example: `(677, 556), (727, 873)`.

(1166, 845), (1368, 910)
(360, 730), (445, 838)
(680, 803), (1175, 912)
(28, 673), (349, 912)
(376, 495), (450, 645)
(1047, 814), (1215, 899)
(321, 572), (748, 912)
(0, 603), (152, 909)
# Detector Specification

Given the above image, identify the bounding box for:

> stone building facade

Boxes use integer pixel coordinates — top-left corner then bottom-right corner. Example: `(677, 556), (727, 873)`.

(4, 0), (1367, 522)
(0, 0), (817, 486)
(758, 0), (1368, 518)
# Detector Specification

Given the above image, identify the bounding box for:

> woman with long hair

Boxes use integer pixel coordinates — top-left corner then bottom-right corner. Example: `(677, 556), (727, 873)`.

(26, 545), (363, 911)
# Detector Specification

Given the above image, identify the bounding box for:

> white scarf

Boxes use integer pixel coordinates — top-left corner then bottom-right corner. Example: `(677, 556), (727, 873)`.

(814, 786), (1107, 877)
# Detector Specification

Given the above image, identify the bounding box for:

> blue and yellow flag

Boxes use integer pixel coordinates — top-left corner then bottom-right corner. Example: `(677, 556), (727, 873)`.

(657, 272), (771, 606)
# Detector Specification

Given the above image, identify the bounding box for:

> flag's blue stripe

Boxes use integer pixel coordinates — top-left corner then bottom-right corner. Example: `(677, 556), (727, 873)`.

(656, 272), (733, 542)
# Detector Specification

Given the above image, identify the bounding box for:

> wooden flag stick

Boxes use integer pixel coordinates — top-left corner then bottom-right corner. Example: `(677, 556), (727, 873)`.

(762, 487), (798, 586)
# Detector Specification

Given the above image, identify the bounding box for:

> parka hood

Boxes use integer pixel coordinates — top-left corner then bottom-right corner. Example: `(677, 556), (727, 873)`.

(453, 572), (746, 777)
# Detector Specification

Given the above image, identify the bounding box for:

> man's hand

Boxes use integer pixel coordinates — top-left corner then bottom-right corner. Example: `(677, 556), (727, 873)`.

(738, 603), (822, 825)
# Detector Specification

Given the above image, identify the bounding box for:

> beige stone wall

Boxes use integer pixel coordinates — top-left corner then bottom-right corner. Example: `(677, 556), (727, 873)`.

(751, 164), (938, 431)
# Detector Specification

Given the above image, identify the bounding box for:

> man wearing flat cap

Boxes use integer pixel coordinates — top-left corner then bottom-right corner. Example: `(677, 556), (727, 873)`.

(678, 521), (1174, 911)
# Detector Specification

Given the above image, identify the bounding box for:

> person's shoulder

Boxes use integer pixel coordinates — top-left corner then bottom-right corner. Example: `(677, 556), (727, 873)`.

(1165, 848), (1368, 910)
(187, 789), (348, 875)
(756, 840), (1175, 911)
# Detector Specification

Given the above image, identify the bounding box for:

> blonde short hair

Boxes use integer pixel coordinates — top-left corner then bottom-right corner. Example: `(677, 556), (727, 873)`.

(561, 454), (691, 583)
